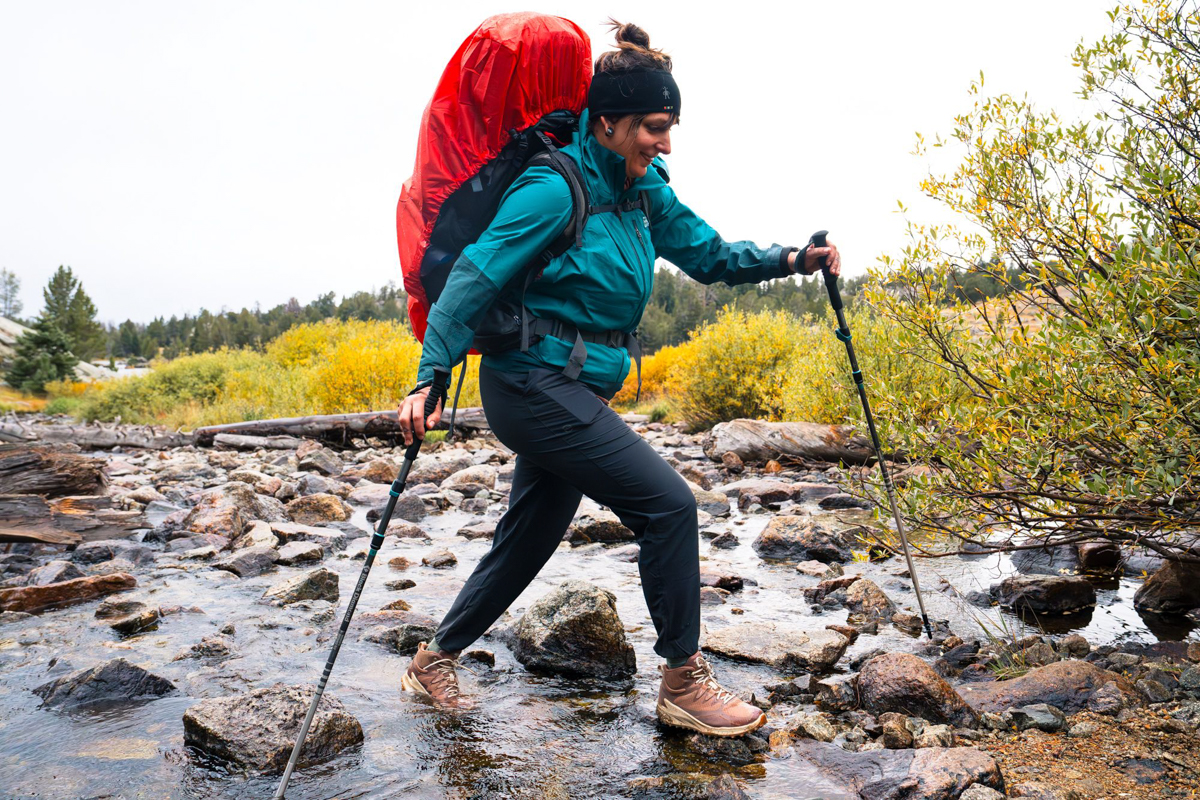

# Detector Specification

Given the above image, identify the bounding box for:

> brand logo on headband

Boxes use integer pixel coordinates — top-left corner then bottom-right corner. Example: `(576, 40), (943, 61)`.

(662, 87), (670, 99)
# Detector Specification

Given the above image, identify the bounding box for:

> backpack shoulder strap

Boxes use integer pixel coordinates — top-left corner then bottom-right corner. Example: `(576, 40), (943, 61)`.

(526, 148), (589, 253)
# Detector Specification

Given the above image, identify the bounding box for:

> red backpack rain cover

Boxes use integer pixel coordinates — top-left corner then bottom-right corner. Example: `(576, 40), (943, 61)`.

(396, 13), (591, 344)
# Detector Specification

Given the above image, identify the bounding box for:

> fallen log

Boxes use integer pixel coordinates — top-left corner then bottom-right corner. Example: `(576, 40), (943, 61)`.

(213, 433), (305, 451)
(0, 495), (143, 545)
(702, 419), (876, 465)
(0, 419), (36, 444)
(23, 421), (192, 450)
(193, 408), (490, 447)
(0, 444), (107, 497)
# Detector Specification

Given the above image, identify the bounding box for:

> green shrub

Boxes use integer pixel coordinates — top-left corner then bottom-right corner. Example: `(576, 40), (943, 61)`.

(44, 396), (82, 415)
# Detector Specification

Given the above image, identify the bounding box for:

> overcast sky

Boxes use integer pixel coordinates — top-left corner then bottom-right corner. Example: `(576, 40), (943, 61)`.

(0, 1), (1118, 325)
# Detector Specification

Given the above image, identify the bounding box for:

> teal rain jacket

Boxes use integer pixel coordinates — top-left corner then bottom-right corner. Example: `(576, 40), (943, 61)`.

(416, 109), (798, 398)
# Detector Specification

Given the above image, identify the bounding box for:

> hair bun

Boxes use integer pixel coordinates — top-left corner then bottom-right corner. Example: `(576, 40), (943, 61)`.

(613, 22), (651, 49)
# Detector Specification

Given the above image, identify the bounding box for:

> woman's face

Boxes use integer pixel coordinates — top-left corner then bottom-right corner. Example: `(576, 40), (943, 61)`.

(598, 112), (675, 180)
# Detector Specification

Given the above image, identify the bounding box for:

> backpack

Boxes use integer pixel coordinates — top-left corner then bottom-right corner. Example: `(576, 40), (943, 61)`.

(396, 13), (595, 354)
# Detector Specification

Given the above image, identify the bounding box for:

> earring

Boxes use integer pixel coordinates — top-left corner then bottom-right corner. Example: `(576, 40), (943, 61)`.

(606, 127), (614, 136)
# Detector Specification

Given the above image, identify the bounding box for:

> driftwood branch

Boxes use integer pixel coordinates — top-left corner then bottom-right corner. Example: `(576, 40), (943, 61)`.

(0, 444), (107, 497)
(17, 420), (192, 450)
(193, 408), (490, 448)
(0, 495), (143, 545)
(703, 419), (877, 465)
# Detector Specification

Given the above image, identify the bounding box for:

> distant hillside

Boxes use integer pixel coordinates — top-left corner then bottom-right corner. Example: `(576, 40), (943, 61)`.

(0, 316), (114, 383)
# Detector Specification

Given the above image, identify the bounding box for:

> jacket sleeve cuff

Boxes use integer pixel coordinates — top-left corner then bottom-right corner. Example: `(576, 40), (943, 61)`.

(779, 246), (801, 277)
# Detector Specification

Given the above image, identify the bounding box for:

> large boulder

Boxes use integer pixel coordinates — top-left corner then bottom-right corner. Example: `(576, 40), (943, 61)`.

(703, 419), (873, 465)
(753, 516), (852, 563)
(1133, 559), (1200, 614)
(262, 568), (339, 606)
(784, 739), (1004, 800)
(702, 622), (850, 674)
(286, 493), (352, 525)
(957, 660), (1140, 714)
(1076, 541), (1121, 572)
(182, 684), (362, 773)
(183, 482), (285, 539)
(0, 573), (136, 614)
(1011, 544), (1080, 576)
(858, 653), (978, 727)
(33, 658), (175, 709)
(512, 580), (636, 679)
(989, 575), (1097, 615)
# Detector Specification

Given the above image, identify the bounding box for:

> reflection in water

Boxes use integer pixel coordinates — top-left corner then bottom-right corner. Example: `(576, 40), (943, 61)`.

(0, 476), (1196, 798)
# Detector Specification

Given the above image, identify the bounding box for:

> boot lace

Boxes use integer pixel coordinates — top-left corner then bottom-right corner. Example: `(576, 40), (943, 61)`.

(424, 656), (477, 700)
(688, 656), (740, 705)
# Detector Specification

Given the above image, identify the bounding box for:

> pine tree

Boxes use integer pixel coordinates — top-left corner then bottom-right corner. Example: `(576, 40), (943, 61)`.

(41, 266), (105, 360)
(0, 269), (22, 320)
(5, 316), (77, 393)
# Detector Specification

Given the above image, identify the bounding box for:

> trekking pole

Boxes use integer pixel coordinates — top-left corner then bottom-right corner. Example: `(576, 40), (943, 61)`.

(812, 231), (934, 640)
(273, 367), (451, 799)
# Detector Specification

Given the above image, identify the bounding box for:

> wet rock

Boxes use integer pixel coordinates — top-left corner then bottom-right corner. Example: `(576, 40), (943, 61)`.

(858, 653), (977, 727)
(285, 493), (352, 525)
(72, 539), (155, 566)
(1075, 540), (1120, 572)
(0, 610), (32, 625)
(1086, 680), (1128, 715)
(796, 560), (844, 578)
(362, 623), (436, 655)
(213, 545), (279, 578)
(173, 634), (236, 661)
(957, 660), (1139, 714)
(818, 493), (872, 510)
(783, 710), (839, 742)
(1055, 633), (1090, 658)
(685, 480), (730, 516)
(275, 541), (324, 566)
(960, 784), (1005, 800)
(700, 587), (729, 605)
(566, 508), (635, 544)
(1011, 543), (1080, 576)
(422, 549), (457, 568)
(182, 684), (362, 773)
(166, 534), (230, 553)
(512, 580), (636, 679)
(0, 573), (136, 614)
(814, 673), (860, 712)
(367, 492), (426, 524)
(34, 657), (175, 709)
(1133, 558), (1200, 614)
(1007, 703), (1067, 732)
(709, 531), (739, 549)
(109, 603), (162, 635)
(461, 649), (495, 669)
(698, 567), (743, 593)
(379, 598), (411, 611)
(183, 482), (285, 539)
(25, 560), (86, 586)
(1136, 677), (1172, 703)
(262, 568), (338, 606)
(388, 556), (412, 570)
(340, 458), (397, 484)
(385, 578), (416, 591)
(607, 544), (640, 562)
(753, 516), (851, 563)
(457, 521), (496, 540)
(845, 577), (897, 620)
(269, 522), (349, 552)
(914, 724), (953, 748)
(880, 713), (914, 748)
(785, 739), (1003, 799)
(702, 622), (849, 674)
(716, 479), (796, 504)
(989, 575), (1096, 615)
(298, 447), (343, 477)
(721, 452), (744, 473)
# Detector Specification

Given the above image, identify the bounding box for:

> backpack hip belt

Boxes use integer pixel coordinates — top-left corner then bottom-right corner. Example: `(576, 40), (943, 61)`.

(524, 316), (642, 403)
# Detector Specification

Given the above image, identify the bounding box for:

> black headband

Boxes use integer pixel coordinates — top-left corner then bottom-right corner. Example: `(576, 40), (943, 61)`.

(587, 69), (681, 120)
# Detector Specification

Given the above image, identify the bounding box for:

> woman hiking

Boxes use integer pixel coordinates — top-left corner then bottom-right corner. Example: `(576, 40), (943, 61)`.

(397, 21), (841, 738)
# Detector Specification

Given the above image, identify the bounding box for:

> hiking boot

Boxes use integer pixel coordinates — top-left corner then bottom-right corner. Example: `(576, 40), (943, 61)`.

(401, 642), (473, 709)
(656, 652), (766, 737)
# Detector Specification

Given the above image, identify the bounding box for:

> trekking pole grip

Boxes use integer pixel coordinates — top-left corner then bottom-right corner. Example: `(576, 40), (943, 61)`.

(812, 230), (842, 312)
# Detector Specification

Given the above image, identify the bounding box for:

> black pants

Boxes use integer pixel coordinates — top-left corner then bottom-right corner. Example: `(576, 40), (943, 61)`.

(432, 364), (701, 661)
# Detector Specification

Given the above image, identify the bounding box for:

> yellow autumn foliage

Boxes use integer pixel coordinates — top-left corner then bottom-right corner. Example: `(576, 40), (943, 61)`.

(611, 341), (693, 410)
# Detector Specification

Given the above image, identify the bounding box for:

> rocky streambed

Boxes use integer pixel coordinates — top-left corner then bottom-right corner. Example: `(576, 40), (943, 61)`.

(0, 419), (1197, 799)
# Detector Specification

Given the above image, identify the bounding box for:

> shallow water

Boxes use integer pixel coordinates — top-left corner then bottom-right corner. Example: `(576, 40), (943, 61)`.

(0, 452), (1196, 798)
